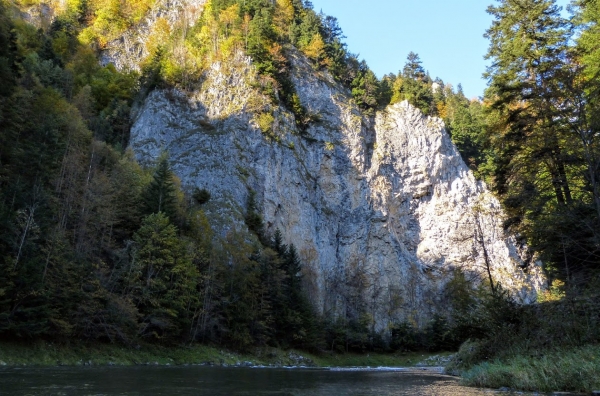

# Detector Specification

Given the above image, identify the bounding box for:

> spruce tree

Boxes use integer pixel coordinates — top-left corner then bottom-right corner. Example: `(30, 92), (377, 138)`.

(483, 0), (600, 278)
(130, 212), (194, 340)
(402, 52), (426, 80)
(351, 61), (380, 114)
(244, 189), (265, 241)
(142, 153), (177, 221)
(390, 52), (433, 113)
(574, 0), (600, 222)
(272, 228), (287, 256)
(484, 0), (572, 208)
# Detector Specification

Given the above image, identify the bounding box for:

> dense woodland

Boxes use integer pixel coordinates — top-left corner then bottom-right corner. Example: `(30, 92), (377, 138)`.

(0, 0), (598, 366)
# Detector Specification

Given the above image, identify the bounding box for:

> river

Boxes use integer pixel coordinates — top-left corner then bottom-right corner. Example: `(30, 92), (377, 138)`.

(0, 366), (514, 395)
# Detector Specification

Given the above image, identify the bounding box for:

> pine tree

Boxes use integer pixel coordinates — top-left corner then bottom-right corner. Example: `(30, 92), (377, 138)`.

(130, 212), (191, 340)
(484, 0), (573, 205)
(402, 51), (426, 80)
(483, 0), (600, 278)
(271, 228), (287, 256)
(142, 153), (177, 221)
(574, 0), (600, 222)
(351, 61), (380, 114)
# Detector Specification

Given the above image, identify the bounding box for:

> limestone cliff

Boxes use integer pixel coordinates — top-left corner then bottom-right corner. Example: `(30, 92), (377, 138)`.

(128, 47), (545, 330)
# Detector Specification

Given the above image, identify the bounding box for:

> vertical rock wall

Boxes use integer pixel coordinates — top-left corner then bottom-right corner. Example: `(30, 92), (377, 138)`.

(129, 50), (545, 330)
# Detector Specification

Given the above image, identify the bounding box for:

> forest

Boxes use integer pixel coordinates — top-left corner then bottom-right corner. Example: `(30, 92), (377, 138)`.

(0, 0), (599, 391)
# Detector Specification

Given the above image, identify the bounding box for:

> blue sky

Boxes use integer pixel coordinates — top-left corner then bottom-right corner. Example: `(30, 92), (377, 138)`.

(310, 0), (571, 99)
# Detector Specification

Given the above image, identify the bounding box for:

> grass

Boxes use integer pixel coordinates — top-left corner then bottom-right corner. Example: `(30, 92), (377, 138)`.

(0, 341), (246, 367)
(459, 344), (600, 393)
(0, 341), (451, 369)
(306, 351), (453, 368)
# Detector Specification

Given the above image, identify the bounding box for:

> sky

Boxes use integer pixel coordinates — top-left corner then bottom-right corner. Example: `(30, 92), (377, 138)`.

(310, 0), (571, 99)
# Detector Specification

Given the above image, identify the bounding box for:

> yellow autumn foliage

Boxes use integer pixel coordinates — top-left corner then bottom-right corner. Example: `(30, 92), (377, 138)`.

(219, 4), (241, 36)
(256, 112), (275, 134)
(537, 279), (566, 303)
(302, 33), (325, 64)
(436, 101), (448, 119)
(145, 17), (171, 56)
(273, 0), (294, 37)
(78, 0), (156, 47)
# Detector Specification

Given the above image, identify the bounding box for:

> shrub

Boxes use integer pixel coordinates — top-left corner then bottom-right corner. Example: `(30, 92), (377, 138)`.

(193, 188), (211, 205)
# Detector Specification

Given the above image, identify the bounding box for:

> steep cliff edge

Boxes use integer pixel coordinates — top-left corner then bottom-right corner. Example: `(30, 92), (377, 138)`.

(128, 47), (545, 329)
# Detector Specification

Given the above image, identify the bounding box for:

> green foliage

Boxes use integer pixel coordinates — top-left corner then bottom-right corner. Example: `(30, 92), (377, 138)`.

(388, 315), (462, 353)
(244, 189), (265, 240)
(192, 188), (211, 205)
(460, 345), (600, 393)
(3, 0), (600, 369)
(78, 0), (157, 48)
(130, 212), (197, 340)
(141, 153), (178, 221)
(402, 51), (425, 80)
(389, 321), (418, 352)
(388, 52), (434, 114)
(445, 272), (600, 392)
(350, 61), (380, 114)
(139, 0), (390, 120)
(480, 0), (600, 281)
(0, 19), (20, 98)
(256, 111), (275, 134)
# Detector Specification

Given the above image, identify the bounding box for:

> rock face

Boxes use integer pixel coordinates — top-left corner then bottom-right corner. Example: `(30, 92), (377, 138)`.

(129, 50), (545, 329)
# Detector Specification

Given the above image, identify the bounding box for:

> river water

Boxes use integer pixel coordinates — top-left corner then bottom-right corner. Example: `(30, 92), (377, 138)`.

(0, 366), (514, 395)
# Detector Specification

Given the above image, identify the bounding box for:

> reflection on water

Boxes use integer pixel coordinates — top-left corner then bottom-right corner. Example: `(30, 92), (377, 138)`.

(0, 366), (514, 396)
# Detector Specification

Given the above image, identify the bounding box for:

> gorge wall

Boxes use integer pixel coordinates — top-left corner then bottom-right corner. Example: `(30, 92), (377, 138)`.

(128, 48), (546, 330)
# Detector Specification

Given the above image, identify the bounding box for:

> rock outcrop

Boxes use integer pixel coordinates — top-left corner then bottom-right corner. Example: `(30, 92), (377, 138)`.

(128, 48), (545, 330)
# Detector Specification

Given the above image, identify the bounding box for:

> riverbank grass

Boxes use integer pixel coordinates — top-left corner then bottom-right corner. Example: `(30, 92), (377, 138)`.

(0, 341), (451, 368)
(459, 344), (600, 393)
(0, 341), (257, 367)
(308, 351), (453, 367)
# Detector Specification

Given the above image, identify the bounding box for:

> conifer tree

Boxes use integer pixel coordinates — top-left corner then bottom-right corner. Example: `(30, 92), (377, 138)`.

(142, 153), (177, 221)
(130, 212), (191, 340)
(402, 52), (426, 80)
(573, 0), (600, 221)
(483, 0), (600, 278)
(389, 52), (433, 113)
(351, 60), (380, 114)
(272, 228), (287, 256)
(284, 243), (302, 295)
(484, 0), (572, 206)
(245, 189), (265, 241)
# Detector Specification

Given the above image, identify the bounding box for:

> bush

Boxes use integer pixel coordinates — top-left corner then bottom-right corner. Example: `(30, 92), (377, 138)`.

(193, 188), (211, 205)
(389, 321), (417, 351)
(421, 314), (459, 352)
